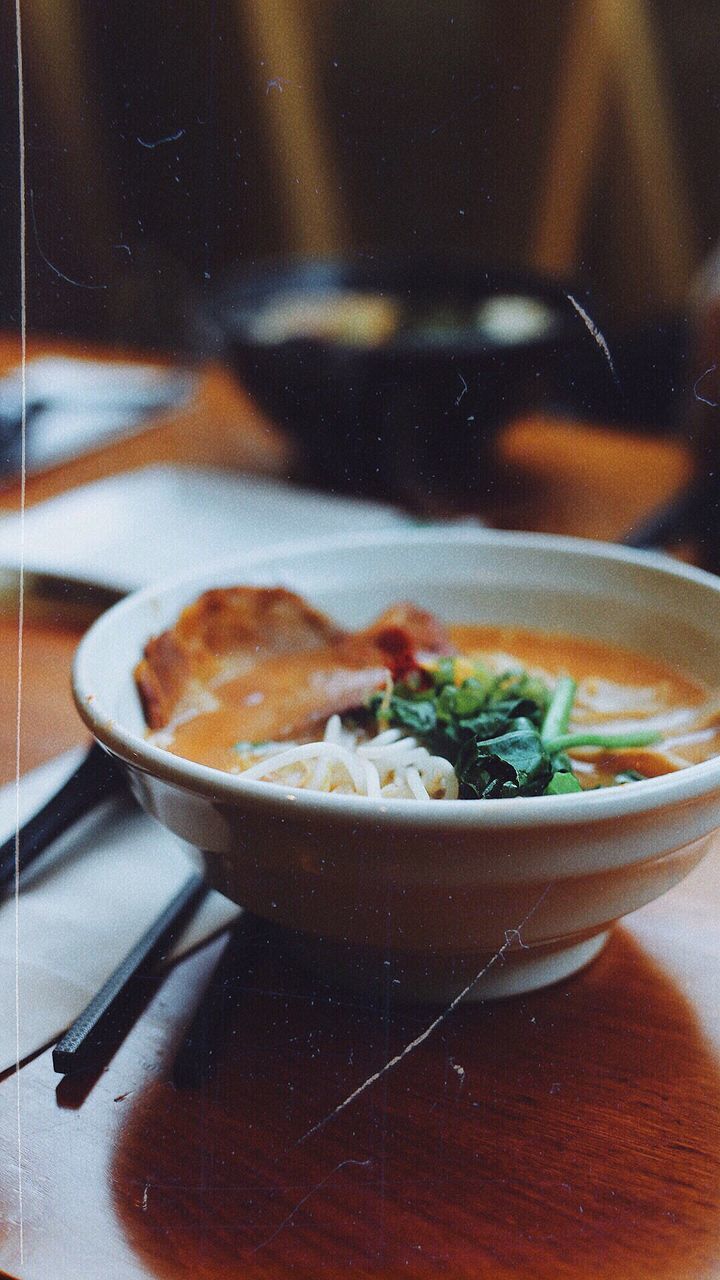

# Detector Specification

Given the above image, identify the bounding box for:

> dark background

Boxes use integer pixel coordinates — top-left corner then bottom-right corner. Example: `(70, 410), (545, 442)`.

(2, 1), (719, 384)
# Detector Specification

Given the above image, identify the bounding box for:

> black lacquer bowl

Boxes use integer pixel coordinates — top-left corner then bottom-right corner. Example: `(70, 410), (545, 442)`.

(200, 254), (614, 512)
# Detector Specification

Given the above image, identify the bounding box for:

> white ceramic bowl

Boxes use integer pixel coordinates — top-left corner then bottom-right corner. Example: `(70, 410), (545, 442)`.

(73, 529), (720, 1002)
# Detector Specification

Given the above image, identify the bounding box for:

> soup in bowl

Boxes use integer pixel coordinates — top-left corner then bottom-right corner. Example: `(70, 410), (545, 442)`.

(73, 529), (720, 1001)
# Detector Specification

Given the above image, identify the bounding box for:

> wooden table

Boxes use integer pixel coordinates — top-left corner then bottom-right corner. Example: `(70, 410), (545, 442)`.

(1, 335), (718, 1280)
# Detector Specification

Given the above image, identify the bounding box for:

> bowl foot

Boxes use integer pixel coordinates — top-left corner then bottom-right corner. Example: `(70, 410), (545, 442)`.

(283, 928), (612, 1004)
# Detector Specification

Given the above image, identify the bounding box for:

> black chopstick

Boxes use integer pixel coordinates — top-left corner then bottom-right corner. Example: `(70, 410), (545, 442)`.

(0, 742), (125, 895)
(52, 870), (207, 1076)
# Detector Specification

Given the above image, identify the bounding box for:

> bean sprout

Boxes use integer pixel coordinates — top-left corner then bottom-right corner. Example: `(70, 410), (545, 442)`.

(236, 720), (458, 799)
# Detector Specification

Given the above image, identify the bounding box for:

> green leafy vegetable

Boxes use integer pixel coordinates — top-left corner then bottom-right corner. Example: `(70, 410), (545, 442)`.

(364, 659), (662, 800)
(544, 771), (583, 795)
(380, 695), (437, 737)
(456, 719), (552, 799)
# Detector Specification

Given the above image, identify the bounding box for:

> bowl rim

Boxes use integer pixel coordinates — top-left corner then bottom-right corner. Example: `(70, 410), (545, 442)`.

(73, 526), (720, 830)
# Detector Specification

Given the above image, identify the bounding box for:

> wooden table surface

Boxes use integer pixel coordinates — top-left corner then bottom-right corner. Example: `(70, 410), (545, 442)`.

(0, 334), (718, 1280)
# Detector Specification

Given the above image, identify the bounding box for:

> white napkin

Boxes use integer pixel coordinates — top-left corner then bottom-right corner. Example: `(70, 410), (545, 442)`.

(0, 464), (411, 591)
(0, 751), (240, 1071)
(0, 357), (195, 476)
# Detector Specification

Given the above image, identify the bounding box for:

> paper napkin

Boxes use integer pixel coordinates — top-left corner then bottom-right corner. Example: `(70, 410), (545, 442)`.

(0, 751), (240, 1071)
(0, 464), (411, 591)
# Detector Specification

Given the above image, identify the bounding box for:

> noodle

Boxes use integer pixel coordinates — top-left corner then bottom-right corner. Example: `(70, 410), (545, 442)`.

(236, 720), (460, 800)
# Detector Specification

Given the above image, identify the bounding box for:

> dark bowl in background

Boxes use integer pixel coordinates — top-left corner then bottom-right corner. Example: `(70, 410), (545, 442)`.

(199, 254), (618, 514)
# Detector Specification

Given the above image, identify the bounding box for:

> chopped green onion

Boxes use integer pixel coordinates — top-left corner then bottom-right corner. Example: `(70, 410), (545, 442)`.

(432, 657), (456, 690)
(454, 678), (489, 718)
(544, 729), (662, 754)
(541, 676), (577, 746)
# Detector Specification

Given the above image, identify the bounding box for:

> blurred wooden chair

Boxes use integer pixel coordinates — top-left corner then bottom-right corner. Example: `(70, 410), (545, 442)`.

(238, 0), (696, 302)
(534, 0), (696, 307)
(233, 0), (347, 255)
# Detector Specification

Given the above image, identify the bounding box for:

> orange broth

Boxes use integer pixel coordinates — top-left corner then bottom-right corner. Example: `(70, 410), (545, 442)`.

(156, 624), (718, 789)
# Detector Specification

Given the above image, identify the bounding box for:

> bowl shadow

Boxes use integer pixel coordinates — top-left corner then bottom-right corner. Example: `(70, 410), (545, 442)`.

(112, 927), (720, 1279)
